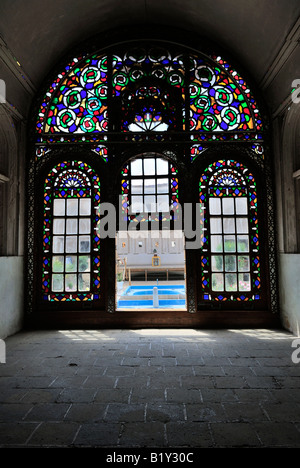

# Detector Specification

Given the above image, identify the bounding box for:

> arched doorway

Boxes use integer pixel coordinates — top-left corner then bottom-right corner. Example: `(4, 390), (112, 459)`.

(26, 36), (279, 328)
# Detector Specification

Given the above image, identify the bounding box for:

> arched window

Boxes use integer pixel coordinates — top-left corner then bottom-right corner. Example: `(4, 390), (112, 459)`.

(42, 161), (100, 302)
(27, 37), (278, 324)
(199, 160), (261, 303)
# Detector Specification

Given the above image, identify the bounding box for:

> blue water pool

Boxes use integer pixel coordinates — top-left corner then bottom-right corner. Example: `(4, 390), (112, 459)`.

(123, 285), (185, 296)
(117, 284), (186, 309)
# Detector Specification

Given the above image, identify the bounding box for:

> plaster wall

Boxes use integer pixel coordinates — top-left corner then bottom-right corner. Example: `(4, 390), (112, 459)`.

(0, 256), (24, 339)
(279, 253), (300, 335)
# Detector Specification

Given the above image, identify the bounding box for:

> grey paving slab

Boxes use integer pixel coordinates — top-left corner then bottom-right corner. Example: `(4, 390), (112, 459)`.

(0, 328), (300, 447)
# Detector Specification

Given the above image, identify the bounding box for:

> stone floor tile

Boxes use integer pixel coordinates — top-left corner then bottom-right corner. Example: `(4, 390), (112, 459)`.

(185, 403), (227, 422)
(222, 402), (269, 422)
(104, 403), (146, 422)
(64, 403), (107, 422)
(24, 403), (70, 421)
(27, 421), (79, 446)
(0, 422), (38, 446)
(166, 421), (213, 447)
(210, 422), (261, 447)
(119, 422), (166, 447)
(254, 422), (300, 447)
(146, 403), (185, 422)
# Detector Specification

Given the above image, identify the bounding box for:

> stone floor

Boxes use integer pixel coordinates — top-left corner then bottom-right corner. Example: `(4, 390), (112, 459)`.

(0, 327), (300, 449)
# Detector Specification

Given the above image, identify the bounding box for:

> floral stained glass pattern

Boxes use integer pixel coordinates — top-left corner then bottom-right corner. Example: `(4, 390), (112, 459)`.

(42, 161), (100, 301)
(37, 55), (108, 134)
(199, 160), (261, 302)
(190, 55), (262, 133)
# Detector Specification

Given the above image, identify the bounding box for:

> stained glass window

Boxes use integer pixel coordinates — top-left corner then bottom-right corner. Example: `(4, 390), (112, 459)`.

(42, 161), (100, 301)
(28, 40), (273, 315)
(199, 160), (261, 302)
(35, 45), (263, 149)
(121, 155), (179, 225)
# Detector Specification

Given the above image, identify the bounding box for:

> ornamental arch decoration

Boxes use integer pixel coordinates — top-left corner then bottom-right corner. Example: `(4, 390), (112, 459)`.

(26, 35), (278, 327)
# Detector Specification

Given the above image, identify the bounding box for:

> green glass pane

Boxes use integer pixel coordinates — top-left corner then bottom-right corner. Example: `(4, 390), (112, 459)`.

(65, 256), (77, 272)
(211, 255), (223, 272)
(224, 236), (236, 252)
(52, 274), (64, 292)
(79, 256), (90, 272)
(65, 273), (77, 292)
(78, 273), (90, 292)
(238, 255), (250, 272)
(225, 255), (236, 272)
(212, 273), (224, 291)
(52, 256), (64, 272)
(225, 273), (237, 291)
(238, 273), (251, 291)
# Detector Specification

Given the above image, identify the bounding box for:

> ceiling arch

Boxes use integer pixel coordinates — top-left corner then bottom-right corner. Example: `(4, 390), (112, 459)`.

(0, 0), (299, 118)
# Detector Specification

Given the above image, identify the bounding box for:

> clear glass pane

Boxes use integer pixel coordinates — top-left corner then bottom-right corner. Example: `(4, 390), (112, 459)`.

(236, 218), (249, 233)
(225, 273), (237, 291)
(211, 255), (223, 272)
(222, 198), (235, 215)
(66, 236), (77, 253)
(131, 179), (143, 194)
(144, 179), (156, 194)
(143, 158), (155, 175)
(238, 255), (250, 272)
(67, 199), (78, 216)
(53, 199), (65, 216)
(157, 195), (169, 211)
(53, 218), (65, 234)
(79, 218), (91, 234)
(52, 256), (64, 272)
(156, 158), (168, 175)
(52, 274), (64, 292)
(225, 255), (237, 272)
(65, 256), (77, 272)
(211, 235), (223, 252)
(66, 218), (78, 234)
(237, 235), (249, 253)
(144, 195), (156, 212)
(65, 274), (77, 292)
(235, 197), (248, 215)
(210, 218), (222, 234)
(209, 198), (221, 215)
(79, 198), (91, 216)
(78, 273), (90, 291)
(157, 178), (169, 193)
(224, 236), (236, 252)
(131, 195), (143, 212)
(79, 236), (90, 253)
(212, 273), (224, 291)
(223, 218), (235, 233)
(131, 159), (143, 176)
(238, 273), (251, 291)
(53, 236), (64, 253)
(79, 255), (90, 272)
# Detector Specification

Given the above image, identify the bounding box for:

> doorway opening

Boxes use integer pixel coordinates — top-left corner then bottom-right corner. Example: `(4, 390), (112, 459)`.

(115, 153), (187, 311)
(116, 230), (186, 310)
